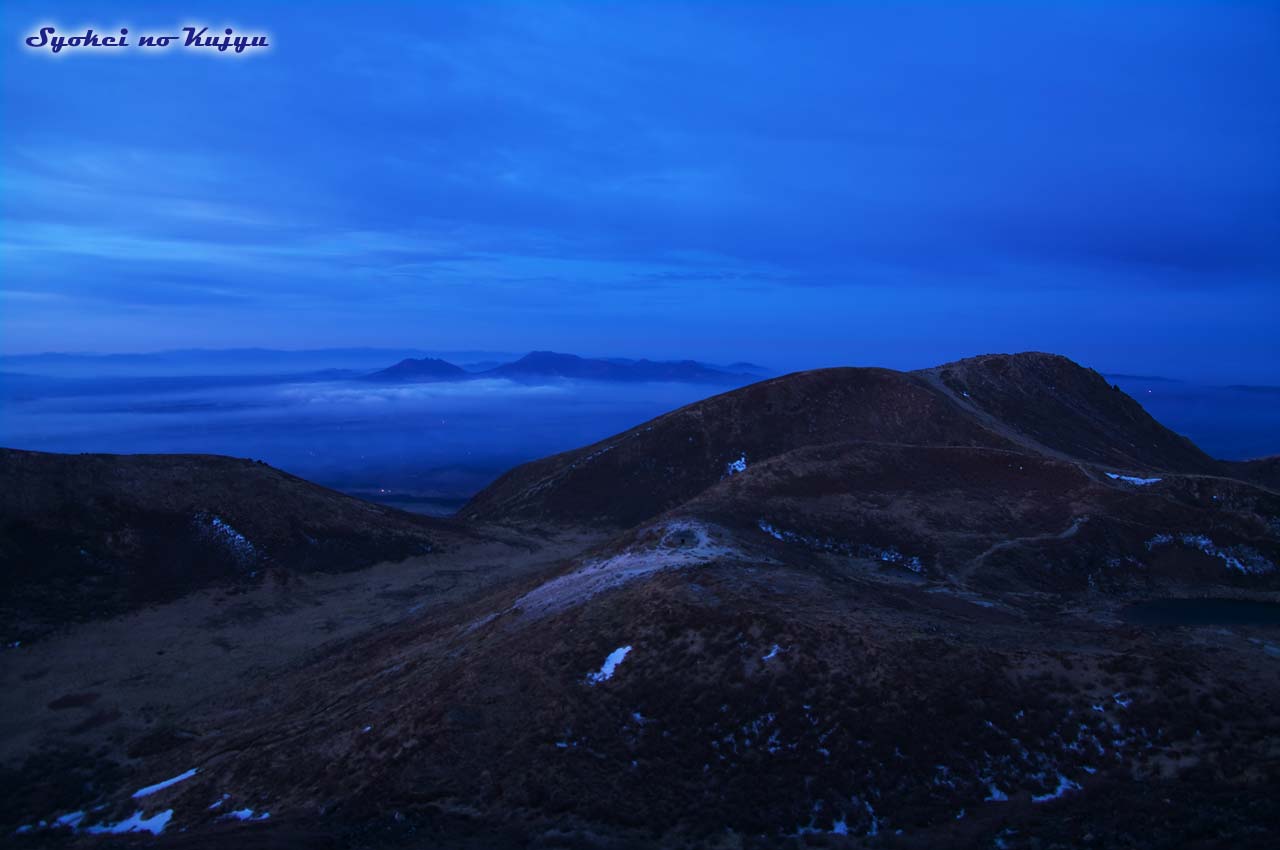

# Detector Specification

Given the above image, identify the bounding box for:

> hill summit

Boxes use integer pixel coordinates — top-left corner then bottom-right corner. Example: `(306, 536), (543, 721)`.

(463, 352), (1226, 528)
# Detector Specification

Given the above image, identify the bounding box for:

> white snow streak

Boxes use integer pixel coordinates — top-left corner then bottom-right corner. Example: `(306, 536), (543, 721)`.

(586, 645), (633, 684)
(1032, 774), (1082, 803)
(132, 768), (198, 798)
(85, 810), (174, 835)
(1105, 473), (1162, 485)
(1146, 533), (1276, 575)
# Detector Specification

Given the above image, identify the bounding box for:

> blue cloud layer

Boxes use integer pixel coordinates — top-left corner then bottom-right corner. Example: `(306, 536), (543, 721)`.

(2, 2), (1277, 381)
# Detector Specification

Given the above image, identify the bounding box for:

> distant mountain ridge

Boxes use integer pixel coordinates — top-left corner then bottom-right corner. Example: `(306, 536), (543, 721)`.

(364, 350), (764, 384)
(1, 348), (764, 384)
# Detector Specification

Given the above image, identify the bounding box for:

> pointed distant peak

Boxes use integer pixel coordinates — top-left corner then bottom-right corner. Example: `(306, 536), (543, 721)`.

(364, 357), (468, 383)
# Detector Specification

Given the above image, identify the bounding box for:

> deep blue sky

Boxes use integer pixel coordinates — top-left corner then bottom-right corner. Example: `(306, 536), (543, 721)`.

(2, 2), (1277, 381)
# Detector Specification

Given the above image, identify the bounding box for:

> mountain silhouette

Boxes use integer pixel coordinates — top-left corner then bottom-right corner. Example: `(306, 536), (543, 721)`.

(362, 351), (760, 384)
(363, 357), (470, 383)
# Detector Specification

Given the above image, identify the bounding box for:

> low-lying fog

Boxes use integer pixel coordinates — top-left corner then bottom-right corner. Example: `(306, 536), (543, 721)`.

(0, 372), (725, 513)
(1, 366), (1276, 516)
(1107, 376), (1280, 465)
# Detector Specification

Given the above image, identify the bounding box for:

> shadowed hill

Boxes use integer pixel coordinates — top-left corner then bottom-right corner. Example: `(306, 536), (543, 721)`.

(917, 352), (1215, 472)
(0, 449), (465, 635)
(1231, 455), (1280, 490)
(462, 353), (1223, 528)
(461, 366), (1012, 527)
(682, 440), (1280, 592)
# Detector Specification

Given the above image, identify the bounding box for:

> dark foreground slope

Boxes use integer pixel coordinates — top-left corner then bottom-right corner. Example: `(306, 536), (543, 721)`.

(88, 529), (1278, 849)
(4, 353), (1279, 849)
(689, 441), (1280, 594)
(0, 449), (466, 636)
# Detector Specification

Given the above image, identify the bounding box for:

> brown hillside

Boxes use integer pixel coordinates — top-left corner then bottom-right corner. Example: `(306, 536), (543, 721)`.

(0, 449), (466, 635)
(464, 354), (1225, 529)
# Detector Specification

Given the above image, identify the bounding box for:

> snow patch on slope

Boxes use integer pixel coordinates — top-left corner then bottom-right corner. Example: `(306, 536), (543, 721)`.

(1146, 533), (1275, 575)
(132, 768), (198, 799)
(758, 520), (924, 573)
(509, 521), (739, 618)
(195, 513), (256, 565)
(1032, 774), (1081, 803)
(586, 645), (632, 684)
(85, 809), (174, 835)
(14, 809), (173, 837)
(1105, 473), (1161, 486)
